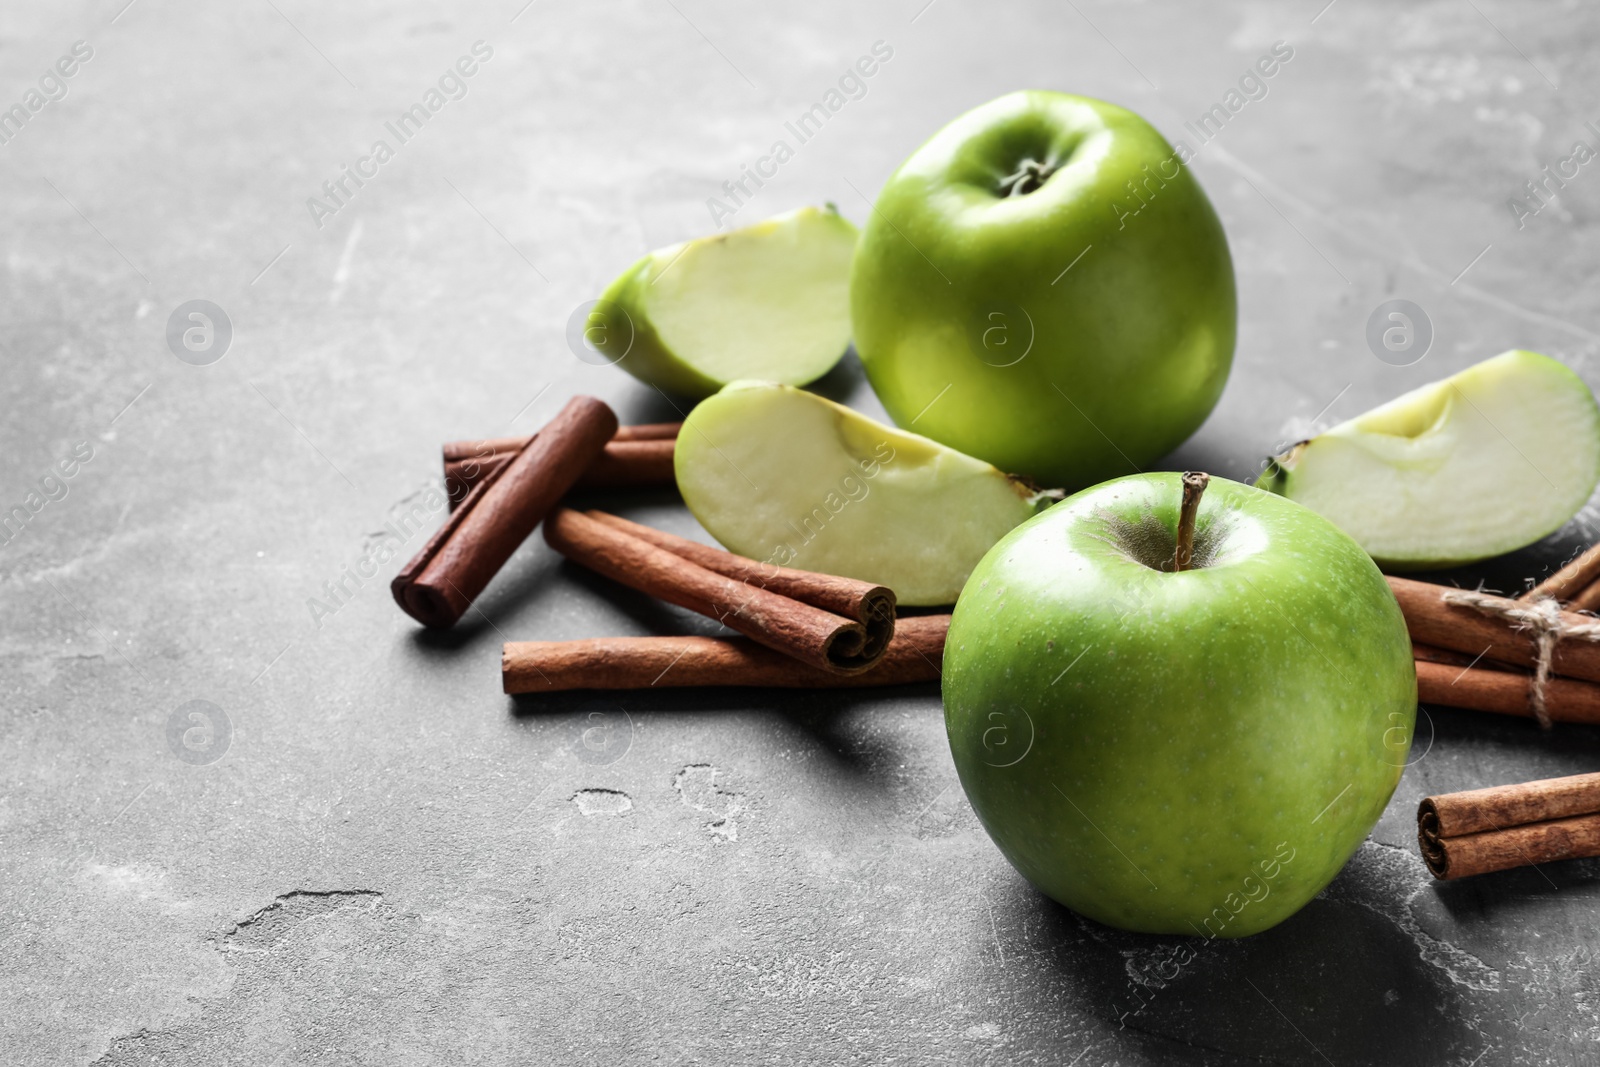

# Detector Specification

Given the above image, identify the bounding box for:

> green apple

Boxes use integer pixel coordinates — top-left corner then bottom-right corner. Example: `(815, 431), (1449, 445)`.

(943, 473), (1414, 937)
(675, 381), (1048, 605)
(590, 205), (857, 398)
(851, 90), (1235, 488)
(1259, 350), (1600, 568)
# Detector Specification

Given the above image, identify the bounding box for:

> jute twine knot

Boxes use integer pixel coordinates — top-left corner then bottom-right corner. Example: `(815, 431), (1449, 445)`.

(1441, 590), (1600, 729)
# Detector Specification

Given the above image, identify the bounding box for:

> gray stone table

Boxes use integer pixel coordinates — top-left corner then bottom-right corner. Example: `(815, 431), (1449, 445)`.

(4, 1), (1599, 1063)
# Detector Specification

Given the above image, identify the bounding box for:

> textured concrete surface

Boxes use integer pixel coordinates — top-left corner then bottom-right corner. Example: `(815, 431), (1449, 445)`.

(4, 0), (1600, 1064)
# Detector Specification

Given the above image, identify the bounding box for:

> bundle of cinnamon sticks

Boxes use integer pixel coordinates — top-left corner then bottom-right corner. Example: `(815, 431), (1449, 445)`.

(1388, 575), (1600, 729)
(1393, 548), (1600, 880)
(392, 395), (947, 693)
(443, 420), (680, 508)
(1419, 772), (1600, 880)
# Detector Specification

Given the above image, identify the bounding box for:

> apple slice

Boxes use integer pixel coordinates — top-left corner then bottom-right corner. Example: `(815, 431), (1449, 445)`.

(592, 206), (858, 398)
(676, 382), (1047, 605)
(1258, 349), (1600, 568)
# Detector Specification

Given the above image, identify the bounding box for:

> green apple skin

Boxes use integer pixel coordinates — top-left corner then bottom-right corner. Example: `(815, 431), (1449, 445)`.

(852, 91), (1236, 489)
(593, 205), (858, 399)
(1257, 349), (1600, 569)
(943, 474), (1415, 937)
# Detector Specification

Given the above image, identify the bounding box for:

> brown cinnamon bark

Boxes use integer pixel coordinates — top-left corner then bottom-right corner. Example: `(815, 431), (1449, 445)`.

(503, 614), (948, 694)
(1412, 643), (1527, 674)
(1415, 659), (1600, 724)
(1420, 813), (1600, 880)
(542, 508), (887, 674)
(392, 397), (618, 628)
(445, 426), (678, 508)
(1522, 542), (1600, 605)
(1571, 578), (1600, 615)
(1411, 643), (1493, 669)
(585, 510), (895, 659)
(1417, 772), (1600, 879)
(1387, 576), (1600, 684)
(443, 422), (678, 464)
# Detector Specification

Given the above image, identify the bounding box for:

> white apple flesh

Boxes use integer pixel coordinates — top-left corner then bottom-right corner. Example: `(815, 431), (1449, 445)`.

(593, 206), (858, 398)
(1258, 350), (1600, 568)
(675, 382), (1046, 605)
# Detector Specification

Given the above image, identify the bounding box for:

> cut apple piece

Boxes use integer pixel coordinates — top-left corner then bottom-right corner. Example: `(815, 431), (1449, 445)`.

(1257, 349), (1600, 568)
(591, 205), (858, 398)
(676, 382), (1048, 605)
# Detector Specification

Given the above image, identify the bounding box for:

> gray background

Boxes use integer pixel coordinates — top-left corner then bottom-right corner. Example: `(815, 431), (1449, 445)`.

(4, 0), (1598, 1064)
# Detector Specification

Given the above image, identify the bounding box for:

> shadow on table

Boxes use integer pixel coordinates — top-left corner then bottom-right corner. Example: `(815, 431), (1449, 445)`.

(990, 879), (1479, 1067)
(1430, 855), (1600, 926)
(1421, 699), (1600, 761)
(497, 536), (945, 776)
(801, 346), (868, 404)
(508, 683), (940, 776)
(604, 348), (865, 424)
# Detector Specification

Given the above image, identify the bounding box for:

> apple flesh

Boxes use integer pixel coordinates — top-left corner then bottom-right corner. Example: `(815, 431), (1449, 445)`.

(592, 205), (858, 399)
(943, 473), (1415, 937)
(1259, 350), (1600, 568)
(675, 381), (1046, 605)
(851, 90), (1235, 488)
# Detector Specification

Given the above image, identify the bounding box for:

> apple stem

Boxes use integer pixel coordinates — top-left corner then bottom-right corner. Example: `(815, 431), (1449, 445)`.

(999, 158), (1057, 198)
(1173, 471), (1210, 572)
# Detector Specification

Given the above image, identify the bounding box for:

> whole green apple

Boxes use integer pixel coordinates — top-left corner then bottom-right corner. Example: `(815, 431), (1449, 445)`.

(851, 91), (1235, 489)
(943, 473), (1414, 937)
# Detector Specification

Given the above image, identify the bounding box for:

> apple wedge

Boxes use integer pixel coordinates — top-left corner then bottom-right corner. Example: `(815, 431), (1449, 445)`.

(676, 382), (1048, 605)
(591, 206), (858, 398)
(1258, 349), (1600, 568)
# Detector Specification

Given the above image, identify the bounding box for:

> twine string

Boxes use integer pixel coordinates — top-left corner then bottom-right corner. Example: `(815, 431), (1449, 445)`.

(1441, 590), (1600, 729)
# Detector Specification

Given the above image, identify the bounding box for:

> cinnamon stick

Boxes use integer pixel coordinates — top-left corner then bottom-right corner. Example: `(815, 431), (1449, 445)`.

(392, 396), (618, 629)
(503, 614), (948, 694)
(1412, 643), (1527, 673)
(1387, 576), (1600, 684)
(1521, 542), (1600, 605)
(584, 510), (895, 658)
(1571, 578), (1600, 615)
(542, 508), (888, 674)
(443, 422), (678, 464)
(445, 424), (679, 507)
(1417, 772), (1600, 879)
(1412, 643), (1491, 669)
(1415, 658), (1600, 725)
